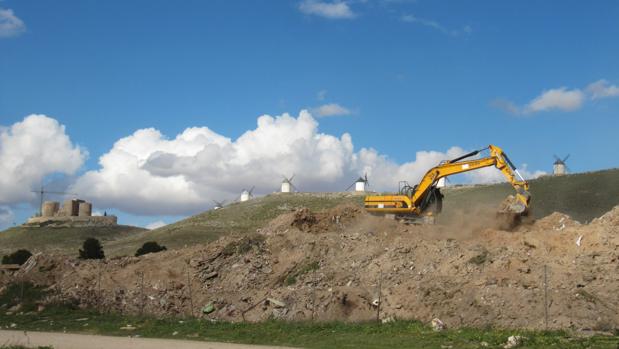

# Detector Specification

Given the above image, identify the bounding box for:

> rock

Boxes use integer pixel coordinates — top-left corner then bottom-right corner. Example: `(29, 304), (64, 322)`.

(204, 272), (219, 280)
(8, 304), (22, 312)
(202, 303), (215, 314)
(10, 323), (16, 328)
(172, 331), (178, 336)
(480, 342), (489, 347)
(381, 316), (395, 324)
(503, 335), (523, 349)
(37, 305), (46, 312)
(120, 325), (136, 330)
(431, 318), (446, 332)
(272, 307), (289, 319)
(267, 298), (286, 308)
(371, 298), (380, 307)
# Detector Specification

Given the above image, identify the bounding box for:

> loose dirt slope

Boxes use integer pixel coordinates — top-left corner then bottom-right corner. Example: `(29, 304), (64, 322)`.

(2, 168), (618, 258)
(8, 203), (619, 331)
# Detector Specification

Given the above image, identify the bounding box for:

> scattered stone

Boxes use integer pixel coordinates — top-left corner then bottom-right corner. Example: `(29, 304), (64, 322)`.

(381, 316), (395, 324)
(431, 318), (446, 332)
(503, 335), (523, 349)
(204, 272), (219, 280)
(267, 298), (286, 308)
(202, 303), (215, 314)
(120, 325), (136, 330)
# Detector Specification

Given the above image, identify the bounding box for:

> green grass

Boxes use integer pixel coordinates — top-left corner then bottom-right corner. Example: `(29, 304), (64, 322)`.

(1, 308), (617, 348)
(0, 282), (617, 349)
(0, 225), (146, 258)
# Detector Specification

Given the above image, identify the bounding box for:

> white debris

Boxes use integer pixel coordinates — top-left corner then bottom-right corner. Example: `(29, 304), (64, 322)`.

(431, 318), (446, 332)
(576, 235), (583, 247)
(503, 335), (523, 348)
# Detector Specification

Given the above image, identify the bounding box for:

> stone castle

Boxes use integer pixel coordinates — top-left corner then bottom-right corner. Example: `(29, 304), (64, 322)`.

(25, 199), (117, 227)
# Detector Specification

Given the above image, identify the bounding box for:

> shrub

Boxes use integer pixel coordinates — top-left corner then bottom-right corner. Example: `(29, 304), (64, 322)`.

(135, 241), (167, 257)
(1, 249), (33, 265)
(79, 238), (105, 259)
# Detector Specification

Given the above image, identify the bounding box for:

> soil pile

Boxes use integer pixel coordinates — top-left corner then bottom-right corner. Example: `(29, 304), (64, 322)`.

(5, 203), (619, 331)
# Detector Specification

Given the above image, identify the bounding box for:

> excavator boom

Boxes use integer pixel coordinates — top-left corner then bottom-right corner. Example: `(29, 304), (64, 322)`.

(364, 145), (531, 222)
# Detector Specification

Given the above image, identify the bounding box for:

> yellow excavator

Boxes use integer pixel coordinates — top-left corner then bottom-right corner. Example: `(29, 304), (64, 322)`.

(364, 144), (531, 224)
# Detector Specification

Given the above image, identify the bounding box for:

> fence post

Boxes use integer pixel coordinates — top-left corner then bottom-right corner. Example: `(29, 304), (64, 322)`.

(186, 262), (194, 317)
(376, 270), (382, 323)
(543, 264), (549, 330)
(311, 269), (316, 321)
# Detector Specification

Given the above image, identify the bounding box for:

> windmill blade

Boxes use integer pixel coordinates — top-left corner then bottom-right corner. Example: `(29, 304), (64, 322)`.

(553, 154), (561, 161)
(290, 182), (299, 192)
(563, 154), (570, 162)
(345, 181), (355, 191)
(289, 174), (295, 182)
(249, 186), (255, 195)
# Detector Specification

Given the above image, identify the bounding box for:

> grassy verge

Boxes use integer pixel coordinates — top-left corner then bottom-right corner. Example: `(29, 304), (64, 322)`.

(1, 284), (617, 349)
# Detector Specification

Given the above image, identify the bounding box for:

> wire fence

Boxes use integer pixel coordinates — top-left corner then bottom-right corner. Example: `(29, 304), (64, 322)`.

(5, 255), (619, 332)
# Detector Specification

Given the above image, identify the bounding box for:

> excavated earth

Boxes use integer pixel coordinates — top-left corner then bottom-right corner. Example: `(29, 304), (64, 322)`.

(3, 204), (619, 331)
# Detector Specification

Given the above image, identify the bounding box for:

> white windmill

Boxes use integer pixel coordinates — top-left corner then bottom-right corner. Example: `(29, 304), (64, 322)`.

(239, 186), (255, 202)
(281, 174), (298, 193)
(553, 154), (570, 176)
(346, 173), (369, 192)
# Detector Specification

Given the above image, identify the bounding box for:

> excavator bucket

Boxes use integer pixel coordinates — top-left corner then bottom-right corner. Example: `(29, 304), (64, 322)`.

(496, 195), (529, 229)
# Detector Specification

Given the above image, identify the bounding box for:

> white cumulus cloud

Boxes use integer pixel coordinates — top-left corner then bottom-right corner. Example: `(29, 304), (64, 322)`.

(524, 87), (585, 113)
(299, 0), (356, 19)
(0, 115), (87, 205)
(313, 103), (352, 117)
(0, 8), (26, 38)
(586, 79), (619, 100)
(70, 110), (540, 216)
(493, 79), (619, 116)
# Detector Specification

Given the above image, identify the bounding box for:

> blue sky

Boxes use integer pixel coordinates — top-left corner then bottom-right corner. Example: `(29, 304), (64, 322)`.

(1, 0), (618, 229)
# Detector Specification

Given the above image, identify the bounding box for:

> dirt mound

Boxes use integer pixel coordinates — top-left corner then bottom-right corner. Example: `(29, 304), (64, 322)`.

(5, 204), (619, 331)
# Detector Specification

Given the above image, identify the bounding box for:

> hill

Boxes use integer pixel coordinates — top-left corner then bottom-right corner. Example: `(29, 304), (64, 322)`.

(2, 168), (618, 257)
(0, 225), (146, 258)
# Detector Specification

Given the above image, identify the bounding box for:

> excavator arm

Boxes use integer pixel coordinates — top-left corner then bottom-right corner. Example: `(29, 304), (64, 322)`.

(364, 144), (531, 220)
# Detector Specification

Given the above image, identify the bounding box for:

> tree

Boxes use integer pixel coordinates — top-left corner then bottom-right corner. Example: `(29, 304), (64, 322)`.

(1, 249), (32, 265)
(79, 238), (105, 259)
(135, 241), (167, 257)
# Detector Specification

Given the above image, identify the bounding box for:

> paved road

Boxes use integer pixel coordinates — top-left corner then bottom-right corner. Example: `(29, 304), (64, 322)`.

(0, 330), (298, 349)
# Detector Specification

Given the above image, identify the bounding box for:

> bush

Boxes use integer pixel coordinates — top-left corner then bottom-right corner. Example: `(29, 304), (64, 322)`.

(1, 249), (32, 265)
(135, 241), (167, 257)
(79, 238), (105, 259)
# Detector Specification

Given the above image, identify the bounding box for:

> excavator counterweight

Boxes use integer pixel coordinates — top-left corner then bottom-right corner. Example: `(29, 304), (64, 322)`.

(364, 145), (531, 223)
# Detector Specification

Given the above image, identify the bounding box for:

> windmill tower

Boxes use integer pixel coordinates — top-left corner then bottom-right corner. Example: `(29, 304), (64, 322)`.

(553, 154), (569, 176)
(346, 173), (369, 192)
(240, 186), (255, 202)
(281, 175), (297, 193)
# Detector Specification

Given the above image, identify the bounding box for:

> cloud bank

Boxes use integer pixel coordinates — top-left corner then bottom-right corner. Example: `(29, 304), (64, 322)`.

(2, 112), (543, 218)
(493, 79), (619, 115)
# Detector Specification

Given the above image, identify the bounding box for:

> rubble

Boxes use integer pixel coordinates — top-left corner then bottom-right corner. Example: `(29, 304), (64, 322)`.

(4, 203), (619, 331)
(503, 335), (524, 349)
(431, 318), (446, 332)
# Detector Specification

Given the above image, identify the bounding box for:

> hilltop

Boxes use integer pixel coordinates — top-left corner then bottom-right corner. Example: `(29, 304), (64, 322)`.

(1, 168), (618, 257)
